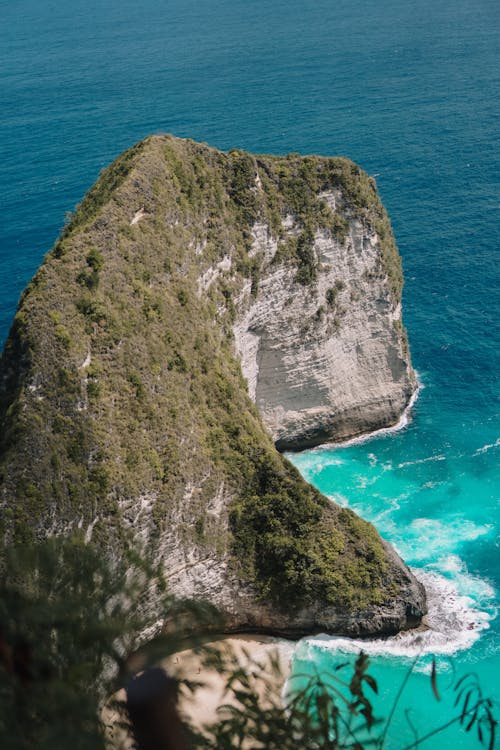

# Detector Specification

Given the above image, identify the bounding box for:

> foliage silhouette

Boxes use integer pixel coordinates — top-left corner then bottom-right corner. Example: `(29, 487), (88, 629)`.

(187, 649), (497, 750)
(0, 539), (496, 750)
(0, 539), (219, 750)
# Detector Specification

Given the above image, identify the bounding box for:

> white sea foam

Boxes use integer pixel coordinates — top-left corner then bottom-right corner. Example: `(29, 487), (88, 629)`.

(392, 518), (494, 564)
(473, 437), (500, 456)
(397, 454), (446, 469)
(296, 564), (496, 663)
(353, 474), (379, 489)
(289, 449), (347, 479)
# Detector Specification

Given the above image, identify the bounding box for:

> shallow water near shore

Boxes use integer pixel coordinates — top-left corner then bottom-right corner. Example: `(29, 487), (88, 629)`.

(288, 381), (499, 747)
(1, 0), (498, 746)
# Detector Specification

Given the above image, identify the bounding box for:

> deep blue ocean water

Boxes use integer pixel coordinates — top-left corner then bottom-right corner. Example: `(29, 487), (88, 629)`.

(1, 0), (498, 746)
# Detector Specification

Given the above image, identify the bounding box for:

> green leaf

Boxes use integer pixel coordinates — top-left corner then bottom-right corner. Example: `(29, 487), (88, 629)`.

(363, 674), (378, 694)
(431, 657), (441, 702)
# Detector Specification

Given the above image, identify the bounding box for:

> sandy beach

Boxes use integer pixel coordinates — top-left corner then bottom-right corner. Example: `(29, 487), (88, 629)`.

(103, 634), (295, 748)
(163, 634), (295, 730)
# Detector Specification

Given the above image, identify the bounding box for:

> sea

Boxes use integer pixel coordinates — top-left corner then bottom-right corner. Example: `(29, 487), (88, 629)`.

(1, 0), (498, 747)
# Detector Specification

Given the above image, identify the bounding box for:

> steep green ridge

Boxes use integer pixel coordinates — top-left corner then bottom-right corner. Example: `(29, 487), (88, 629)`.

(0, 136), (410, 617)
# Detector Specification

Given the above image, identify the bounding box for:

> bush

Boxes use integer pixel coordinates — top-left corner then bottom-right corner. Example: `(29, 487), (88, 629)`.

(86, 247), (104, 272)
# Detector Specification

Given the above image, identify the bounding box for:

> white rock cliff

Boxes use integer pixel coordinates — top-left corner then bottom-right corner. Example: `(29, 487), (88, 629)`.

(234, 193), (416, 450)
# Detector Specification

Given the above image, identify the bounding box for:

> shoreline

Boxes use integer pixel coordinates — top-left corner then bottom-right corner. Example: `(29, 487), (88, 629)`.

(287, 375), (422, 456)
(108, 379), (431, 737)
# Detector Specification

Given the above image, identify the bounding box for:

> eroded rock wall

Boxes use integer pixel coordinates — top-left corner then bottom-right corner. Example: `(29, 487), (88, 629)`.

(234, 194), (416, 450)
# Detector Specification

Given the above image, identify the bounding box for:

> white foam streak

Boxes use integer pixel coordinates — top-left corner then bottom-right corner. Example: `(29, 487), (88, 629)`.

(397, 454), (446, 468)
(473, 437), (500, 455)
(390, 518), (493, 564)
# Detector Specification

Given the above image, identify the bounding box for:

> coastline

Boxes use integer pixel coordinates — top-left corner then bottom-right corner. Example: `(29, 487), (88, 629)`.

(287, 376), (422, 457)
(163, 379), (427, 729)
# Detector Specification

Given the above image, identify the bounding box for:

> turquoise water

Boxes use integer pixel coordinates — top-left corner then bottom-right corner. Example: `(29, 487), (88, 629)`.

(1, 0), (498, 746)
(289, 393), (499, 747)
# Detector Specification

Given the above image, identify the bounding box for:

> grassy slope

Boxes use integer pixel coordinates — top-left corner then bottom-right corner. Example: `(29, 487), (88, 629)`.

(0, 135), (404, 612)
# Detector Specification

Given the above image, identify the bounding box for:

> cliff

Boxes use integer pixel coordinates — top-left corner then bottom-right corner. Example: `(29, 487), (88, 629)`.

(0, 135), (424, 637)
(234, 201), (415, 451)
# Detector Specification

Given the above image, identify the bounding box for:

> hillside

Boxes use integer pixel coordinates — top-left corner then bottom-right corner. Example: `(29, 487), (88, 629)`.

(0, 135), (424, 636)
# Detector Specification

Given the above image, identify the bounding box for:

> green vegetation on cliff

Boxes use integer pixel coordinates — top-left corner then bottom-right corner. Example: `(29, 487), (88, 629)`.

(0, 135), (406, 614)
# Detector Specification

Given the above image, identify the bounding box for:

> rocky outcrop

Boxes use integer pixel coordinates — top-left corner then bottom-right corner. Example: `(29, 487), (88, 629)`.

(171, 538), (426, 639)
(235, 206), (416, 451)
(0, 135), (425, 636)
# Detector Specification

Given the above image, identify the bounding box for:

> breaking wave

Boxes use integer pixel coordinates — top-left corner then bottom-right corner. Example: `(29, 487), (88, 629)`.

(296, 564), (495, 663)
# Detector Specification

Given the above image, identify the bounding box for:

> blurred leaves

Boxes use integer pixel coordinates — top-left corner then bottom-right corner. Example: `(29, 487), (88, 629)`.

(0, 539), (496, 750)
(430, 657), (440, 702)
(0, 538), (220, 750)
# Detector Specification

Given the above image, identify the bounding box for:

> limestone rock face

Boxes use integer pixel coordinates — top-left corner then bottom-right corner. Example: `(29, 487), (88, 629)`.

(0, 135), (425, 637)
(234, 201), (416, 451)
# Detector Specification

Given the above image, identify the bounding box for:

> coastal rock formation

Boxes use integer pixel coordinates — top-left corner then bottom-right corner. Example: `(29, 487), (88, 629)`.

(235, 210), (415, 451)
(0, 135), (425, 636)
